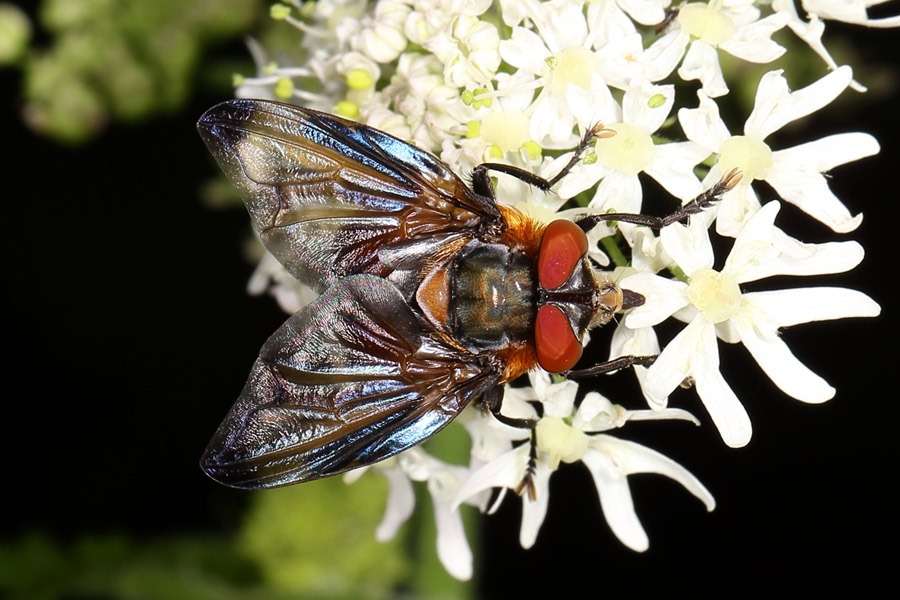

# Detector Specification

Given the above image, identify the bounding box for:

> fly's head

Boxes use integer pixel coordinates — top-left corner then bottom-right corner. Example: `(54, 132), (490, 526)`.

(534, 219), (643, 373)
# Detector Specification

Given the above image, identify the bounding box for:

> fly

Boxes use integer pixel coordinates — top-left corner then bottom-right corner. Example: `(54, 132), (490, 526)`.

(197, 99), (740, 497)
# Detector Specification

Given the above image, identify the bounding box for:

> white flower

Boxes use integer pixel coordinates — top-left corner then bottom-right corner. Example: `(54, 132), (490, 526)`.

(554, 81), (708, 239)
(425, 14), (501, 87)
(597, 0), (670, 28)
(802, 0), (900, 27)
(246, 250), (317, 314)
(453, 71), (542, 168)
(679, 67), (880, 236)
(498, 0), (635, 145)
(644, 0), (789, 97)
(453, 382), (713, 551)
(352, 0), (410, 63)
(771, 0), (867, 92)
(458, 391), (531, 467)
(610, 316), (663, 406)
(624, 201), (881, 447)
(375, 52), (473, 150)
(349, 447), (486, 581)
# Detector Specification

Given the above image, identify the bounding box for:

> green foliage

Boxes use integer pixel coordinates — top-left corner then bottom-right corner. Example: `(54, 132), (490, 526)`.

(238, 475), (412, 599)
(0, 478), (413, 600)
(0, 531), (271, 600)
(0, 3), (31, 64)
(0, 478), (415, 599)
(18, 0), (263, 142)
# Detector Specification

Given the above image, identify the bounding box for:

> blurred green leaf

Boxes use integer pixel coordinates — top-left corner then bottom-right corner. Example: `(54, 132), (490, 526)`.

(0, 3), (31, 65)
(19, 0), (264, 142)
(239, 475), (411, 599)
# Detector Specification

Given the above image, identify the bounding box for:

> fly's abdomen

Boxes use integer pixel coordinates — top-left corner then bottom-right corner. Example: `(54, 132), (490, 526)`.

(450, 241), (535, 352)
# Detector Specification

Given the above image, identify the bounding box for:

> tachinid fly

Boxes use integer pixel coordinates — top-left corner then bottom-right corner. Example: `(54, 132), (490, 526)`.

(197, 99), (739, 495)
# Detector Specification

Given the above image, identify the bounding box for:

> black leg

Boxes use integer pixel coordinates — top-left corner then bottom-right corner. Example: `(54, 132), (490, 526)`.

(471, 123), (611, 197)
(564, 354), (657, 378)
(481, 386), (540, 501)
(575, 168), (742, 232)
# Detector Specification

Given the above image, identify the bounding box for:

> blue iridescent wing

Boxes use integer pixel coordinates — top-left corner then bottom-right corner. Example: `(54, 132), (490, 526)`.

(200, 276), (500, 489)
(197, 99), (501, 292)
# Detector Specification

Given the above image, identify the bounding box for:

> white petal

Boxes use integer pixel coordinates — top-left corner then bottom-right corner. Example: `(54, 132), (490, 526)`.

(625, 407), (701, 425)
(723, 200), (781, 282)
(581, 448), (649, 551)
(765, 168), (863, 233)
(660, 217), (715, 276)
(556, 157), (609, 200)
(742, 287), (881, 328)
(433, 501), (473, 580)
(499, 26), (550, 73)
(567, 75), (621, 133)
(541, 379), (580, 418)
(719, 13), (788, 63)
(664, 317), (752, 448)
(745, 67), (852, 140)
(629, 226), (671, 274)
(590, 170), (643, 214)
(644, 141), (709, 201)
(375, 467), (415, 541)
(618, 0), (666, 26)
(772, 0), (864, 85)
(574, 392), (618, 431)
(692, 342), (753, 448)
(714, 317), (741, 344)
(586, 0), (638, 44)
(764, 133), (878, 232)
(799, 0), (900, 27)
(621, 273), (689, 328)
(532, 94), (579, 146)
(774, 132), (880, 172)
(595, 33), (646, 90)
(643, 30), (689, 82)
(727, 2), (762, 27)
(673, 304), (700, 324)
(498, 0), (528, 26)
(623, 83), (674, 133)
(678, 91), (731, 152)
(733, 313), (834, 403)
(610, 320), (661, 364)
(643, 317), (709, 402)
(519, 463), (552, 549)
(590, 436), (715, 510)
(713, 181), (762, 238)
(543, 2), (588, 53)
(679, 41), (728, 97)
(610, 322), (664, 406)
(741, 240), (865, 282)
(452, 445), (528, 510)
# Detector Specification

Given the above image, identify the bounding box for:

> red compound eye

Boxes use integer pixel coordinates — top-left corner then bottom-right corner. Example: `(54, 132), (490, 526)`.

(538, 219), (588, 290)
(535, 304), (583, 373)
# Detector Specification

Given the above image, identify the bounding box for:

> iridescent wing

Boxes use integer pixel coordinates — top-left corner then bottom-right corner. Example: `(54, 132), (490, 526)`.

(200, 276), (501, 489)
(197, 99), (501, 292)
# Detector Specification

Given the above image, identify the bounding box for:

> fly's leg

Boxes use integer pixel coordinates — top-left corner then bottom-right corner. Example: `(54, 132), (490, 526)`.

(564, 354), (657, 378)
(481, 386), (540, 501)
(470, 123), (612, 198)
(575, 168), (743, 232)
(469, 123), (740, 233)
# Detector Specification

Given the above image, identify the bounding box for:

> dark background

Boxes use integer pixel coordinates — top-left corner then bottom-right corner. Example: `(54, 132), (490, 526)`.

(3, 22), (897, 599)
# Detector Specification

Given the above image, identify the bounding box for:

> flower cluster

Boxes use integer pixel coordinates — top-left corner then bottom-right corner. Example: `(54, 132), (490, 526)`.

(235, 0), (886, 580)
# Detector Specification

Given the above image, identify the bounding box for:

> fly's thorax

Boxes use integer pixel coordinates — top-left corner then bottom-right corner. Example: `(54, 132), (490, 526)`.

(449, 240), (536, 352)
